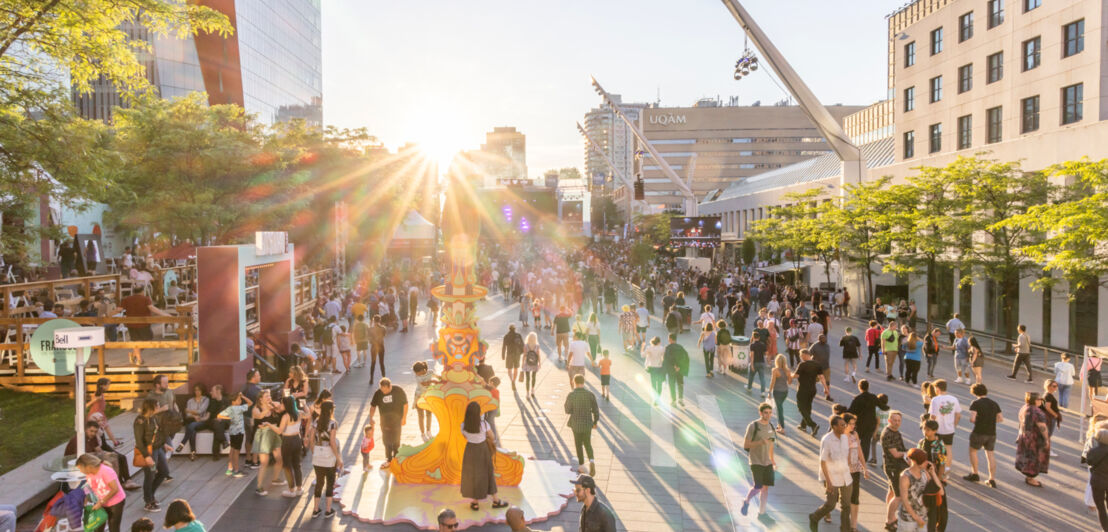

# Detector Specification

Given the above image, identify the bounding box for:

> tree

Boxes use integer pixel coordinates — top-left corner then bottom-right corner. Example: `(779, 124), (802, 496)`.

(829, 177), (896, 309)
(741, 238), (756, 266)
(0, 0), (231, 258)
(883, 162), (972, 325)
(953, 157), (1051, 338)
(590, 195), (621, 232)
(747, 188), (825, 283)
(1001, 158), (1108, 291)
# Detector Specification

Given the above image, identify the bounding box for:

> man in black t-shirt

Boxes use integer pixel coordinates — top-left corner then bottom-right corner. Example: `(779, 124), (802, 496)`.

(370, 377), (409, 467)
(747, 332), (767, 393)
(964, 383), (1003, 487)
(792, 349), (826, 436)
(839, 327), (861, 384)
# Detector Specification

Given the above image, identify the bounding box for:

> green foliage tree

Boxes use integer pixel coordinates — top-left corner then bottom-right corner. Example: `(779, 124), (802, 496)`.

(741, 237), (756, 266)
(747, 188), (825, 283)
(0, 0), (231, 258)
(1001, 158), (1108, 292)
(953, 157), (1051, 338)
(829, 177), (896, 308)
(883, 162), (971, 324)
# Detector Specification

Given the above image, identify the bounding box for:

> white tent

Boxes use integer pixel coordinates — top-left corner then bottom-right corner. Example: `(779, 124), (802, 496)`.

(390, 211), (435, 242)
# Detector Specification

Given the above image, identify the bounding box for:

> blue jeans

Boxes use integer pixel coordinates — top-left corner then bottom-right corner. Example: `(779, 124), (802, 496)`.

(1058, 384), (1072, 408)
(143, 448), (170, 504)
(747, 363), (766, 393)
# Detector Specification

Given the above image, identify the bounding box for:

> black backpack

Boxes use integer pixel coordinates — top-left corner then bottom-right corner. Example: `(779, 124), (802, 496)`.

(525, 347), (540, 367)
(1089, 358), (1103, 388)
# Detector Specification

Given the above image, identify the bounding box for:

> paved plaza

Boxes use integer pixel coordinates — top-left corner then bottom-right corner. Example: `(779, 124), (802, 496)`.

(200, 293), (1098, 532)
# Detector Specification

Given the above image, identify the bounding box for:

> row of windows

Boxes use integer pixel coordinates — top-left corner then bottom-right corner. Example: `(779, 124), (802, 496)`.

(903, 83), (1083, 158)
(907, 3), (1079, 69)
(651, 136), (827, 146)
(903, 19), (1083, 113)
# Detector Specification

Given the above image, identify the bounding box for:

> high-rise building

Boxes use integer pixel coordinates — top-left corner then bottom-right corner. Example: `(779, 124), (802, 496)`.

(73, 0), (322, 126)
(477, 127), (527, 188)
(582, 94), (649, 191)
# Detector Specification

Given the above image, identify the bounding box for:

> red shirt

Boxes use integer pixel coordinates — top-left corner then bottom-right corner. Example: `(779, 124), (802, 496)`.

(865, 327), (881, 346)
(120, 294), (153, 318)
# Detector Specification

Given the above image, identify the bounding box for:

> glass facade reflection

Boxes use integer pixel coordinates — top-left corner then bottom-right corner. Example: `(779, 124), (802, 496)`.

(73, 0), (322, 126)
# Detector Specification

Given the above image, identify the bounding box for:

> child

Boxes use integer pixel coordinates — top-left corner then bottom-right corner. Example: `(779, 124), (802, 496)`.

(485, 376), (501, 442)
(87, 377), (121, 446)
(360, 424), (376, 471)
(217, 392), (253, 477)
(130, 518), (155, 532)
(412, 360), (439, 441)
(598, 350), (613, 401)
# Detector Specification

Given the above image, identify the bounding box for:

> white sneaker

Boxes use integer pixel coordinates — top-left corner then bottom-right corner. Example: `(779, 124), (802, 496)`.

(1050, 450), (1059, 457)
(281, 489), (296, 498)
(843, 376), (851, 382)
(954, 377), (963, 384)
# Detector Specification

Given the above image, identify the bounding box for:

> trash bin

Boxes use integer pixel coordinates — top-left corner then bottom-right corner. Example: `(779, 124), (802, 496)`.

(677, 306), (692, 330)
(731, 335), (750, 374)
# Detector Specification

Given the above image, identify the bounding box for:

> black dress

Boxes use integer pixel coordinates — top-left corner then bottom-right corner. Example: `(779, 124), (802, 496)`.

(460, 421), (496, 499)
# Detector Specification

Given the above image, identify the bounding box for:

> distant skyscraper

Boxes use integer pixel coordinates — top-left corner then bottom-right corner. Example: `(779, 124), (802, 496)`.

(479, 127), (527, 188)
(582, 94), (648, 190)
(73, 0), (322, 126)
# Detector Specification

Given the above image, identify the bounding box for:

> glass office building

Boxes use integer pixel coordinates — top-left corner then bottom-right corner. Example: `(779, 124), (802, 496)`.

(74, 0), (322, 126)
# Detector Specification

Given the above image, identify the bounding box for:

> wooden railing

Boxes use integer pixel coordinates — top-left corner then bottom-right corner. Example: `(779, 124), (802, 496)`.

(0, 309), (196, 378)
(293, 269), (337, 315)
(0, 274), (124, 317)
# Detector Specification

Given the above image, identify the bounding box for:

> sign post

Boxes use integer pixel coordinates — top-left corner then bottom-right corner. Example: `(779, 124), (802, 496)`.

(53, 327), (106, 459)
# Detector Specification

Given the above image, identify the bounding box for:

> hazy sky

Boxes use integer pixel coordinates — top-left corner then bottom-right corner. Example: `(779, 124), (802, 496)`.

(322, 0), (894, 176)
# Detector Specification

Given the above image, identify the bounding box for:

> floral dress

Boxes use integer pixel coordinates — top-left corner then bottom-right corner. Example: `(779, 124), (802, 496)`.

(897, 467), (928, 523)
(1015, 404), (1050, 477)
(765, 319), (779, 357)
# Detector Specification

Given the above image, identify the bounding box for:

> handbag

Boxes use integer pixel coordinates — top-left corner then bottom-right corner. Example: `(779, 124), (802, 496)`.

(486, 430), (497, 455)
(133, 448), (153, 468)
(83, 491), (108, 532)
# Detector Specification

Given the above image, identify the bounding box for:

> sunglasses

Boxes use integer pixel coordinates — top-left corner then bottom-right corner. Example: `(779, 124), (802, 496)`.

(443, 524), (459, 530)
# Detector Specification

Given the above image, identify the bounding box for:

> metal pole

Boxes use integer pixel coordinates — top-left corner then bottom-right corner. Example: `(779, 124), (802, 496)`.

(75, 346), (85, 459)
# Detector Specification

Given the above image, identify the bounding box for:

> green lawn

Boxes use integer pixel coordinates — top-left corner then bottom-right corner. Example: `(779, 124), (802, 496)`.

(0, 389), (121, 476)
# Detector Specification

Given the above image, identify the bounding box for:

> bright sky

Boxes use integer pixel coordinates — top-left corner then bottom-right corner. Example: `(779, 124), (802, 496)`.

(322, 0), (893, 176)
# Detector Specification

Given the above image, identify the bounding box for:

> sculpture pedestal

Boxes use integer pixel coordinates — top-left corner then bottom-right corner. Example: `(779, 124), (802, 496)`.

(337, 458), (578, 530)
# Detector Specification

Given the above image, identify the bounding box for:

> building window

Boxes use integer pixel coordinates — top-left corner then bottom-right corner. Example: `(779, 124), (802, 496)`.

(959, 12), (974, 42)
(988, 0), (1005, 29)
(957, 115), (972, 149)
(931, 27), (944, 55)
(929, 76), (943, 103)
(929, 123), (942, 153)
(1063, 20), (1085, 58)
(1022, 37), (1041, 71)
(1024, 0), (1040, 12)
(904, 131), (915, 159)
(958, 64), (973, 93)
(904, 87), (915, 112)
(1062, 83), (1083, 124)
(986, 106), (1002, 143)
(905, 41), (916, 67)
(1021, 96), (1039, 133)
(987, 52), (1003, 83)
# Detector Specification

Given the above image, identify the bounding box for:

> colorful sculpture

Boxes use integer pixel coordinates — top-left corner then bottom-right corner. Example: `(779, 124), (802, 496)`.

(386, 233), (524, 485)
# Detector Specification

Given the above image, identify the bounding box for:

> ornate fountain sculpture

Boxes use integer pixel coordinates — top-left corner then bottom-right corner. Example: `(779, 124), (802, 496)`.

(385, 233), (525, 486)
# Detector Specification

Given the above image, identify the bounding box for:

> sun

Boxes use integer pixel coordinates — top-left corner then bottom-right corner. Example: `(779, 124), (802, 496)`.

(407, 108), (471, 170)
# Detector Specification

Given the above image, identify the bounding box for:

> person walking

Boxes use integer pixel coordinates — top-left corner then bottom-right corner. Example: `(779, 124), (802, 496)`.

(843, 413), (869, 532)
(635, 301), (650, 350)
(786, 319), (805, 368)
(768, 354), (792, 433)
(586, 313), (601, 361)
(926, 380), (960, 479)
(76, 453), (126, 532)
(881, 411), (908, 530)
(865, 321), (882, 374)
(571, 474), (616, 532)
(697, 321), (717, 379)
(353, 314), (370, 368)
(881, 322), (901, 382)
(1042, 380), (1062, 455)
(521, 332), (542, 398)
(747, 331), (768, 394)
(903, 332), (923, 385)
(1015, 392), (1051, 487)
(741, 403), (778, 524)
(923, 329), (942, 379)
(808, 415), (853, 532)
(1054, 353), (1076, 409)
(502, 324), (524, 391)
(370, 377), (408, 469)
(840, 327), (861, 384)
(715, 320), (733, 376)
(643, 336), (666, 405)
(277, 396), (304, 497)
(308, 400), (342, 519)
(1008, 324), (1034, 382)
(1083, 420), (1108, 531)
(848, 379), (879, 463)
(564, 374), (600, 476)
(898, 448), (942, 532)
(951, 329), (972, 385)
(134, 398), (169, 512)
(810, 334), (833, 401)
(369, 315), (388, 381)
(251, 392), (283, 496)
(566, 332), (592, 386)
(460, 401), (509, 511)
(663, 333), (690, 407)
(963, 383), (1002, 488)
(793, 349), (826, 437)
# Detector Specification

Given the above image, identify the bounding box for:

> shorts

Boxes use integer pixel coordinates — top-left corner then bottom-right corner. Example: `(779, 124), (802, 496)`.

(556, 333), (569, 347)
(969, 433), (995, 451)
(843, 351), (859, 360)
(356, 342), (369, 351)
(506, 352), (522, 369)
(229, 433), (245, 451)
(600, 375), (611, 386)
(938, 433), (954, 446)
(568, 366), (586, 381)
(822, 369), (831, 383)
(955, 358), (971, 374)
(850, 471), (862, 504)
(972, 355), (984, 368)
(885, 465), (905, 496)
(637, 326), (647, 334)
(750, 464), (775, 488)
